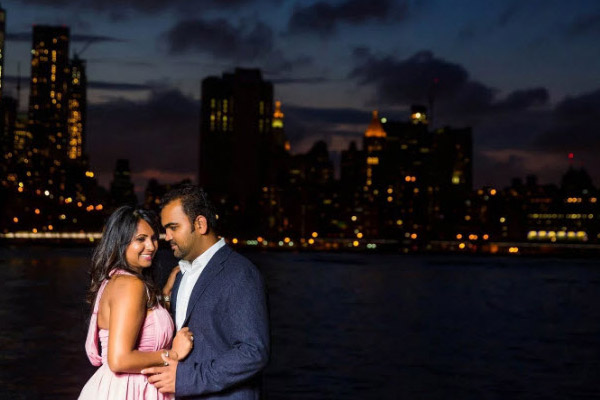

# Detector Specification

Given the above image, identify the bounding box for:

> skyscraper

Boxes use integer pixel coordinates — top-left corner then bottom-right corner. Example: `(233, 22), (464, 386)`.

(67, 54), (86, 162)
(363, 110), (386, 188)
(28, 25), (70, 158)
(199, 68), (275, 235)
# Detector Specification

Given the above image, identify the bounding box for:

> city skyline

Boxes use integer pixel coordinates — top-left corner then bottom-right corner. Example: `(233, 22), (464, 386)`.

(0, 0), (599, 193)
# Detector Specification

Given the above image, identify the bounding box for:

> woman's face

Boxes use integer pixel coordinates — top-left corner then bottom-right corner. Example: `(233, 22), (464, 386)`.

(125, 219), (158, 273)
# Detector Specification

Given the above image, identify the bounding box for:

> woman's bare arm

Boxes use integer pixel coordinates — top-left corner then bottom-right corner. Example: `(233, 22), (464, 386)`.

(105, 275), (192, 373)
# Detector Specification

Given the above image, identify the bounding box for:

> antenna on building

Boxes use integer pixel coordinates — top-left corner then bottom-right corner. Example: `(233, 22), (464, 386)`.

(568, 152), (574, 168)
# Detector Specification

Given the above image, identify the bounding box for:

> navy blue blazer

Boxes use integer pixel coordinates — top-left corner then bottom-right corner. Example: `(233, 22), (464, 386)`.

(171, 244), (269, 399)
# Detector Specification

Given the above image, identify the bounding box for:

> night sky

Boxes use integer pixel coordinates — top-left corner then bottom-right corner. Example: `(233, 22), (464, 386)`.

(2, 0), (600, 193)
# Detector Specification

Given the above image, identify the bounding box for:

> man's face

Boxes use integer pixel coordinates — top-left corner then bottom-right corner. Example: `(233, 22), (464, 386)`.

(161, 199), (197, 261)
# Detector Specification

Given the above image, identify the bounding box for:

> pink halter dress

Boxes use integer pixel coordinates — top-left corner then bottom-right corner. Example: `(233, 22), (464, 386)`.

(79, 269), (175, 400)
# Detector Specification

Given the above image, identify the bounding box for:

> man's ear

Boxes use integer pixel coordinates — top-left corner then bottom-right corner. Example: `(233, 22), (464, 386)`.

(194, 215), (208, 235)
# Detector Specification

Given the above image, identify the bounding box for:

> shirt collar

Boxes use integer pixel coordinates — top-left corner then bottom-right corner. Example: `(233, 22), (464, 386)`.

(178, 238), (226, 275)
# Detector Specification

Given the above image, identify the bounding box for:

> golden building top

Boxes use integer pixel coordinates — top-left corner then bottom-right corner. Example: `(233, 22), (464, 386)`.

(365, 110), (386, 138)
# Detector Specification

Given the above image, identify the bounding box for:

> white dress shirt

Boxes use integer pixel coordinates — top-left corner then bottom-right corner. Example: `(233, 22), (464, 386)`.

(175, 238), (226, 330)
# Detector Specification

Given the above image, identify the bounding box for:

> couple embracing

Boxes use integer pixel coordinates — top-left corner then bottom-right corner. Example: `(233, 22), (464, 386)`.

(79, 184), (270, 399)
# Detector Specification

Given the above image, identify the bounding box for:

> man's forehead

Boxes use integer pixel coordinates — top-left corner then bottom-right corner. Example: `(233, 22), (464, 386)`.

(161, 200), (184, 219)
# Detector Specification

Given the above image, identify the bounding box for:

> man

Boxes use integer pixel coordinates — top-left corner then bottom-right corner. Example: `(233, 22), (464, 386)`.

(142, 184), (269, 399)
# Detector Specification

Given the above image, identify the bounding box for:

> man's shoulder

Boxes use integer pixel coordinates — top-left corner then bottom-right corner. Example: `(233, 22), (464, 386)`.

(219, 247), (261, 277)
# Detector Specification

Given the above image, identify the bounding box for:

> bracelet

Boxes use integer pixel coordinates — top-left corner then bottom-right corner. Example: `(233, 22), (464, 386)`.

(162, 350), (169, 366)
(163, 295), (170, 302)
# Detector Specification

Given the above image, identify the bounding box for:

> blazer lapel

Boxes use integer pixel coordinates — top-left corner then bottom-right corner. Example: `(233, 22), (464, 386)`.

(183, 245), (232, 326)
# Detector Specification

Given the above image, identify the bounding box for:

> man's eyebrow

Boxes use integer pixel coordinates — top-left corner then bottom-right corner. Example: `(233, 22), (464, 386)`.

(163, 222), (178, 229)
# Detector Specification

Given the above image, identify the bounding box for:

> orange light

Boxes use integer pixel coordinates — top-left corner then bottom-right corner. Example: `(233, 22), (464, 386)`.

(13, 217), (19, 223)
(232, 238), (238, 244)
(34, 208), (41, 214)
(456, 234), (463, 240)
(410, 233), (417, 239)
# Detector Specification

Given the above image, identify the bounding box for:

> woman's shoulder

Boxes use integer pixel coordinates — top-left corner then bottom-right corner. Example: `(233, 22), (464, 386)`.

(107, 272), (146, 298)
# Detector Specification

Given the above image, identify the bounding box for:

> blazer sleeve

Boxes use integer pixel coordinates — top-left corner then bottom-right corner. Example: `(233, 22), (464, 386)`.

(176, 263), (270, 397)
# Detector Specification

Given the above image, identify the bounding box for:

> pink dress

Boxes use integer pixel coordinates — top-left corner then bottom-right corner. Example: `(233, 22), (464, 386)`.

(79, 270), (175, 400)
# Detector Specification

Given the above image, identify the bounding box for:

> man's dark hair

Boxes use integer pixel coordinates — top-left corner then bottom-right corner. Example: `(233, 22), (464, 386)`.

(161, 184), (219, 233)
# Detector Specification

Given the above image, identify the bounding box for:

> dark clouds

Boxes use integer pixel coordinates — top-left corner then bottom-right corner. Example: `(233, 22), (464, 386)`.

(164, 19), (273, 60)
(163, 18), (310, 72)
(350, 49), (550, 118)
(495, 88), (549, 111)
(87, 89), (199, 188)
(534, 89), (600, 152)
(288, 0), (407, 35)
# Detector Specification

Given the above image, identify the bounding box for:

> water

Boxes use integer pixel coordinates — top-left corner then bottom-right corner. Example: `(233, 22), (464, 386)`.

(1, 247), (599, 399)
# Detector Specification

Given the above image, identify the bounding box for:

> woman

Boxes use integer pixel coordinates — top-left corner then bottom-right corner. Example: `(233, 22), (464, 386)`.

(79, 206), (192, 400)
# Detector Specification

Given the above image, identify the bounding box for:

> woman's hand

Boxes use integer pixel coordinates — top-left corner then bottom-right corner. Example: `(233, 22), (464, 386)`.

(162, 265), (180, 299)
(170, 327), (194, 361)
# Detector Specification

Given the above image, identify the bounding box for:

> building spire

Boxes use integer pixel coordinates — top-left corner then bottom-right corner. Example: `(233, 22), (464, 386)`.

(364, 110), (386, 138)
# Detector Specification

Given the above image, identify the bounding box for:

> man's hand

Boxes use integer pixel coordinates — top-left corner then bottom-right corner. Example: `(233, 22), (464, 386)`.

(141, 353), (178, 394)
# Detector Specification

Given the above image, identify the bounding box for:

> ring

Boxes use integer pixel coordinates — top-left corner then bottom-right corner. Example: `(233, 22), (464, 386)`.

(190, 336), (194, 341)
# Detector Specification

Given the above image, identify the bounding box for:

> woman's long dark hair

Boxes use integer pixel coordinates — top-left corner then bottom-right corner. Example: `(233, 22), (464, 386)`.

(87, 206), (163, 310)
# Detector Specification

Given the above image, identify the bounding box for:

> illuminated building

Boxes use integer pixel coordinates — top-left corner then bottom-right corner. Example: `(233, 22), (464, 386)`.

(271, 100), (289, 150)
(199, 68), (274, 194)
(0, 5), (5, 100)
(67, 55), (86, 161)
(363, 110), (386, 188)
(28, 25), (70, 159)
(199, 68), (276, 237)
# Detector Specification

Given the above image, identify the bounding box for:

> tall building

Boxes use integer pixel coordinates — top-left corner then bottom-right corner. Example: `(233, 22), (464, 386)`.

(67, 54), (86, 162)
(0, 5), (6, 100)
(28, 25), (70, 158)
(199, 68), (273, 195)
(363, 110), (386, 188)
(199, 68), (275, 236)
